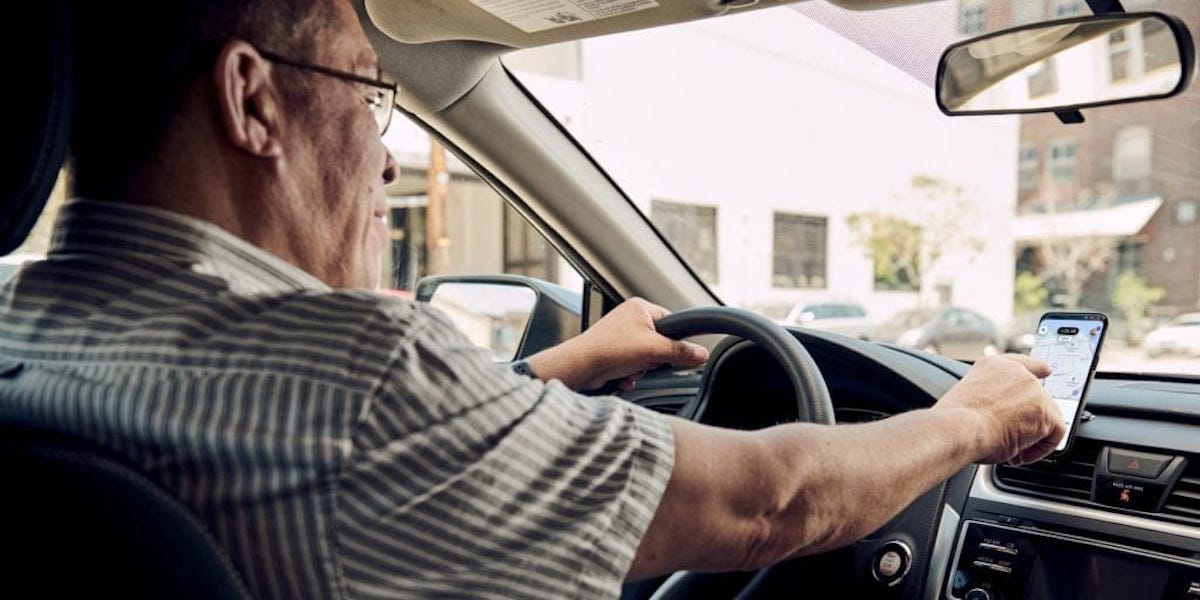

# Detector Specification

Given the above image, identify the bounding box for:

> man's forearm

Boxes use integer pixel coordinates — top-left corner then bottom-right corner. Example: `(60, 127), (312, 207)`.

(525, 338), (593, 390)
(755, 407), (984, 561)
(631, 407), (985, 578)
(632, 356), (1059, 580)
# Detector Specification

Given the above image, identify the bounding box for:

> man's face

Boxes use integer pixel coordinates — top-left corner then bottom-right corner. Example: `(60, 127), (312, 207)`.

(282, 0), (397, 289)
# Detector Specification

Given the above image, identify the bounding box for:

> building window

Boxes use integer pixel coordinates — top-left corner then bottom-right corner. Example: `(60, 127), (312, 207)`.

(1143, 18), (1176, 72)
(1108, 28), (1133, 84)
(1026, 57), (1059, 98)
(1016, 246), (1038, 274)
(1116, 241), (1144, 275)
(1018, 144), (1039, 190)
(1050, 0), (1086, 17)
(772, 213), (827, 289)
(1046, 139), (1077, 183)
(1176, 200), (1198, 226)
(1112, 126), (1153, 182)
(388, 201), (427, 291)
(959, 0), (987, 35)
(651, 199), (718, 285)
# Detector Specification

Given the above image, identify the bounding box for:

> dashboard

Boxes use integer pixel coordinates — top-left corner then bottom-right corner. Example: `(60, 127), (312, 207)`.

(654, 327), (1200, 600)
(953, 378), (1200, 600)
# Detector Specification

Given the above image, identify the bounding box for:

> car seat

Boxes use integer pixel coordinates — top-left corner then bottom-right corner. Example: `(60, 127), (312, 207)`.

(0, 426), (253, 599)
(0, 3), (252, 598)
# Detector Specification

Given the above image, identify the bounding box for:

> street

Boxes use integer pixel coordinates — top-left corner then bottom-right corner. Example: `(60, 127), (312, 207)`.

(1098, 341), (1200, 376)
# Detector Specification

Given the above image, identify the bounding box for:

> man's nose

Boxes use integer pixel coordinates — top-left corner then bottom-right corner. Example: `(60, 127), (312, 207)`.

(382, 148), (399, 184)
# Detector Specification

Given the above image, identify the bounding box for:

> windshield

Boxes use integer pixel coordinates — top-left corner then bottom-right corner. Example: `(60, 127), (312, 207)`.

(509, 0), (1200, 375)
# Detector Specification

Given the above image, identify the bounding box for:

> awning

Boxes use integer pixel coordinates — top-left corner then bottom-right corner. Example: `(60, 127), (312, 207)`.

(1015, 197), (1163, 242)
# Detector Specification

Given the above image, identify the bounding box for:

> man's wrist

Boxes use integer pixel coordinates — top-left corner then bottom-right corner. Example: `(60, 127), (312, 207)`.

(927, 405), (990, 464)
(526, 338), (612, 391)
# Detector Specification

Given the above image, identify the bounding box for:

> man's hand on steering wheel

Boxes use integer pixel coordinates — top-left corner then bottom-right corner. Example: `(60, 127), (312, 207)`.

(527, 298), (709, 392)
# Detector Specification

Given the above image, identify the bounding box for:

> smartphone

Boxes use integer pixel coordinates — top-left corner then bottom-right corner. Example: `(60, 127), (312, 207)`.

(1029, 312), (1108, 457)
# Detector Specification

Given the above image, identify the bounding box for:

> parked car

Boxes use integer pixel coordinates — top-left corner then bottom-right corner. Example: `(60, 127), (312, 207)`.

(1004, 311), (1041, 354)
(1004, 308), (1106, 354)
(1143, 313), (1200, 357)
(873, 307), (1002, 361)
(786, 302), (873, 340)
(751, 301), (873, 339)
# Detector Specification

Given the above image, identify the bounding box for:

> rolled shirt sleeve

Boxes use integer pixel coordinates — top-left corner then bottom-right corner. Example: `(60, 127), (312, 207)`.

(336, 305), (675, 599)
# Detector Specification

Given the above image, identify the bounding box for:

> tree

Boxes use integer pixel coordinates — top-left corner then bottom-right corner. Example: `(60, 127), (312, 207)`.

(1018, 186), (1121, 310)
(1036, 236), (1118, 309)
(1014, 270), (1049, 313)
(846, 212), (921, 290)
(1111, 270), (1165, 344)
(847, 175), (985, 293)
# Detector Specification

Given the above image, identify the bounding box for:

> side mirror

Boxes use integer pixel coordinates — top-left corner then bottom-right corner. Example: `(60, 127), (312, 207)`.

(415, 274), (582, 361)
(937, 12), (1195, 115)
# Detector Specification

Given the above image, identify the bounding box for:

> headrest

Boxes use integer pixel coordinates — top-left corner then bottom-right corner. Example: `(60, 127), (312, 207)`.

(1, 3), (72, 255)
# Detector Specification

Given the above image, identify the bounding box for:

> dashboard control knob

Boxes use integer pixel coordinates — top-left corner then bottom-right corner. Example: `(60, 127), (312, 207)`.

(871, 540), (913, 587)
(877, 550), (903, 578)
(964, 588), (992, 600)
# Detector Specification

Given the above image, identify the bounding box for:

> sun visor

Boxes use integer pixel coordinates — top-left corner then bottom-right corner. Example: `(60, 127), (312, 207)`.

(823, 0), (942, 8)
(366, 0), (806, 47)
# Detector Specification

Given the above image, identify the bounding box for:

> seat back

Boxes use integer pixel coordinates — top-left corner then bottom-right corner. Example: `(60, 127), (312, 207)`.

(2, 3), (253, 597)
(0, 426), (253, 599)
(2, 3), (73, 255)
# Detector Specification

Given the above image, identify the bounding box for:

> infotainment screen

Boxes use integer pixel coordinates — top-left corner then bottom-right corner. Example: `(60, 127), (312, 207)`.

(950, 521), (1200, 600)
(1024, 542), (1169, 599)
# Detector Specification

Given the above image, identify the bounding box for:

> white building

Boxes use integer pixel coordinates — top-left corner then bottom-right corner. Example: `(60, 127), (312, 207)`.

(386, 6), (1021, 327)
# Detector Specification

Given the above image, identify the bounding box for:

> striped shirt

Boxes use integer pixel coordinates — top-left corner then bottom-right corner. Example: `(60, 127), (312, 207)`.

(0, 199), (675, 599)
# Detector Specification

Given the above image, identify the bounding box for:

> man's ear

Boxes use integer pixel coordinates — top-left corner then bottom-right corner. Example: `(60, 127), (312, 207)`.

(212, 40), (284, 158)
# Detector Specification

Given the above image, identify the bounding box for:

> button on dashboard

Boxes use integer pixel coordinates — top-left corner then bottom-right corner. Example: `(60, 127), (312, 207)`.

(871, 540), (912, 587)
(877, 550), (902, 577)
(1108, 449), (1172, 478)
(972, 560), (1013, 575)
(978, 542), (1018, 556)
(963, 588), (993, 600)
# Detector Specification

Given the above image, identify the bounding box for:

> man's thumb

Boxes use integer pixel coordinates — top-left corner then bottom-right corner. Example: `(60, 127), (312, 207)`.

(670, 341), (709, 367)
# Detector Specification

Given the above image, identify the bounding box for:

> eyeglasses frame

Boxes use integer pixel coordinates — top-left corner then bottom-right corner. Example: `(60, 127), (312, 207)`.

(257, 48), (398, 136)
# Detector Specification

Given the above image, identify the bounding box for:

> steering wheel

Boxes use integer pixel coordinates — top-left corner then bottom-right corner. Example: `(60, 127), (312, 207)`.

(645, 307), (956, 600)
(642, 306), (835, 600)
(655, 306), (834, 426)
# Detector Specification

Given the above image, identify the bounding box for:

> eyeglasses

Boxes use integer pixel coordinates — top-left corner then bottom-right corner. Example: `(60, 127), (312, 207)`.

(257, 49), (397, 136)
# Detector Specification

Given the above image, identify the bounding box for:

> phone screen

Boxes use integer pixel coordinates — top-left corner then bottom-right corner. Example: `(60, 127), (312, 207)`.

(1030, 313), (1107, 453)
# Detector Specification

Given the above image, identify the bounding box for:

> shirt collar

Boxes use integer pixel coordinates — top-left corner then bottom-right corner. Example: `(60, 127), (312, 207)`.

(49, 198), (331, 296)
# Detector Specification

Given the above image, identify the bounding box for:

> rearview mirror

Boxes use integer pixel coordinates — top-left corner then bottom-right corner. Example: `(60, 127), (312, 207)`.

(937, 12), (1195, 115)
(415, 274), (582, 361)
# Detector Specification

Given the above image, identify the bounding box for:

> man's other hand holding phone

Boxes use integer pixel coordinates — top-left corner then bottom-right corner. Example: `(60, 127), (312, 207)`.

(934, 355), (1066, 466)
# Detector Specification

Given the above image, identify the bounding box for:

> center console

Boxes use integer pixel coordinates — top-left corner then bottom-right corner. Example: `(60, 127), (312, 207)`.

(927, 408), (1200, 600)
(946, 520), (1200, 600)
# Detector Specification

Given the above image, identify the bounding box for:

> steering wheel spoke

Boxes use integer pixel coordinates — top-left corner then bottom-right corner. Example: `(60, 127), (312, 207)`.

(645, 306), (835, 599)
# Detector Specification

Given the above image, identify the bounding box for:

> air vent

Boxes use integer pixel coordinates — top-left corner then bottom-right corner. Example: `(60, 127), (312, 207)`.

(996, 442), (1200, 526)
(1163, 461), (1200, 523)
(994, 439), (1102, 502)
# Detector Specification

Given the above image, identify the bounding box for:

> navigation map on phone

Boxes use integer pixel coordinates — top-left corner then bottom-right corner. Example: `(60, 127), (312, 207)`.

(1030, 317), (1105, 452)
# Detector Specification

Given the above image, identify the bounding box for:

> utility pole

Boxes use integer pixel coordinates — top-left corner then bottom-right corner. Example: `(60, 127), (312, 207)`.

(425, 138), (449, 276)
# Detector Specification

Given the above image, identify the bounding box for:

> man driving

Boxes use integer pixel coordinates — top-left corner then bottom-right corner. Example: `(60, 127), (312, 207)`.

(0, 1), (1064, 598)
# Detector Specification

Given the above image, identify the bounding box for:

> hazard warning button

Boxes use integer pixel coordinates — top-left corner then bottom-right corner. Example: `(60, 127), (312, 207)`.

(1108, 449), (1172, 478)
